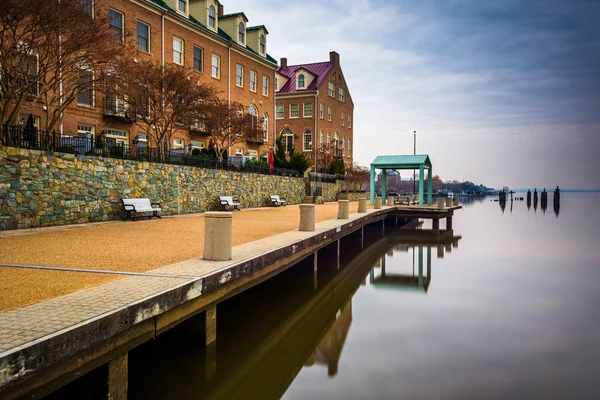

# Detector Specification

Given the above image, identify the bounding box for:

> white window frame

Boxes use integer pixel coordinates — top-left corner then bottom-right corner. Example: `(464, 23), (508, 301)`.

(262, 76), (269, 97)
(238, 22), (245, 44)
(173, 37), (184, 65)
(348, 139), (351, 156)
(326, 132), (331, 151)
(262, 112), (269, 141)
(259, 34), (266, 55)
(77, 61), (94, 107)
(137, 21), (150, 53)
(211, 53), (220, 78)
(341, 111), (345, 126)
(319, 130), (323, 151)
(338, 87), (345, 102)
(290, 103), (299, 119)
(348, 115), (352, 128)
(235, 147), (244, 156)
(328, 82), (335, 97)
(327, 106), (332, 122)
(249, 70), (257, 92)
(109, 9), (124, 44)
(236, 64), (244, 87)
(276, 104), (284, 119)
(298, 74), (305, 89)
(208, 5), (216, 29)
(173, 137), (185, 149)
(193, 45), (203, 72)
(303, 102), (313, 118)
(177, 0), (188, 16)
(303, 130), (312, 151)
(319, 103), (324, 119)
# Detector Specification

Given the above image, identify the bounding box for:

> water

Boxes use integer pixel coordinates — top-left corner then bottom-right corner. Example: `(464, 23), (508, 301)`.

(50, 193), (600, 399)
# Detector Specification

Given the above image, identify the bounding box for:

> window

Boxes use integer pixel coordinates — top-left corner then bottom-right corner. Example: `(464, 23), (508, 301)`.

(348, 115), (352, 128)
(77, 124), (95, 138)
(338, 87), (345, 102)
(281, 128), (294, 153)
(290, 104), (299, 118)
(77, 60), (93, 106)
(341, 111), (345, 126)
(298, 74), (305, 89)
(274, 78), (278, 91)
(303, 102), (312, 118)
(326, 132), (331, 151)
(334, 132), (339, 156)
(319, 103), (324, 119)
(260, 35), (265, 54)
(172, 138), (185, 149)
(77, 0), (94, 18)
(109, 9), (124, 43)
(348, 139), (351, 156)
(262, 113), (269, 141)
(193, 46), (203, 72)
(249, 71), (257, 92)
(137, 22), (150, 53)
(328, 82), (335, 97)
(177, 0), (187, 14)
(319, 131), (323, 150)
(276, 104), (284, 119)
(208, 5), (216, 28)
(327, 106), (332, 122)
(236, 64), (243, 87)
(173, 37), (183, 65)
(342, 138), (346, 156)
(211, 54), (220, 78)
(262, 76), (269, 96)
(236, 147), (243, 156)
(261, 152), (268, 163)
(238, 22), (245, 43)
(303, 130), (312, 151)
(248, 104), (258, 133)
(248, 150), (258, 160)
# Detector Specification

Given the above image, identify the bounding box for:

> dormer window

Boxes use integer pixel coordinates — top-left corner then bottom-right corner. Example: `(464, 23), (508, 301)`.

(298, 74), (305, 89)
(238, 22), (245, 43)
(208, 5), (216, 28)
(259, 35), (265, 54)
(177, 0), (187, 15)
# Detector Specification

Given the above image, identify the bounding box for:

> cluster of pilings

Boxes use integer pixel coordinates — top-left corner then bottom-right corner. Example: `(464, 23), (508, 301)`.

(525, 186), (561, 216)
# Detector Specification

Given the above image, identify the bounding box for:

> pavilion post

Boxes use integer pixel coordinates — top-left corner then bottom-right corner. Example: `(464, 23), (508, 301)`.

(418, 165), (424, 206)
(428, 167), (433, 205)
(370, 165), (376, 205)
(381, 169), (387, 204)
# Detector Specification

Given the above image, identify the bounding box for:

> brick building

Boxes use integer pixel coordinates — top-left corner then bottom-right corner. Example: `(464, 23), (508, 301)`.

(275, 52), (354, 170)
(14, 0), (277, 160)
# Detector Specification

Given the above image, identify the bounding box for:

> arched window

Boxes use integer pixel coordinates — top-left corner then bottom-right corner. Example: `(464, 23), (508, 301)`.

(238, 22), (245, 43)
(326, 132), (331, 152)
(208, 5), (216, 28)
(260, 35), (265, 54)
(248, 104), (258, 133)
(280, 128), (294, 153)
(298, 74), (305, 89)
(303, 130), (312, 151)
(262, 112), (269, 141)
(334, 131), (339, 156)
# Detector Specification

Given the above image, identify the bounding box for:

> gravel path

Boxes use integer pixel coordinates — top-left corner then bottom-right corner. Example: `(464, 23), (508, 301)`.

(0, 202), (367, 312)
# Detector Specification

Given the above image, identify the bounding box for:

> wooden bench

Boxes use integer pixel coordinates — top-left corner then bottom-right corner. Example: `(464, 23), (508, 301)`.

(270, 195), (287, 206)
(218, 196), (241, 211)
(121, 198), (162, 221)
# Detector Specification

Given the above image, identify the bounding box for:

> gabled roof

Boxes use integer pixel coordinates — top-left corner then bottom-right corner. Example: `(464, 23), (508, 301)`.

(276, 62), (334, 93)
(219, 12), (249, 22)
(247, 25), (269, 34)
(371, 155), (432, 169)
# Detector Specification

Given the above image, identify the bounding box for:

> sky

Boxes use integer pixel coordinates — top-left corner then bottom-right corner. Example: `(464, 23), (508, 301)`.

(224, 0), (599, 189)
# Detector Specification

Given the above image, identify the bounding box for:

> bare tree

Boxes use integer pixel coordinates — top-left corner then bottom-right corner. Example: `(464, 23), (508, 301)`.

(0, 0), (127, 130)
(200, 99), (260, 166)
(315, 142), (340, 173)
(344, 163), (370, 192)
(117, 61), (216, 158)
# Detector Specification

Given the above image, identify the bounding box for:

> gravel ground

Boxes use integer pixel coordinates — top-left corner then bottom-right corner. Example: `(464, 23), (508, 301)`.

(0, 202), (369, 312)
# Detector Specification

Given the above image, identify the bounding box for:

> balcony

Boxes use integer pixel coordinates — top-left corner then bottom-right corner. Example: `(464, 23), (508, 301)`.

(246, 136), (264, 144)
(189, 122), (211, 136)
(103, 96), (136, 123)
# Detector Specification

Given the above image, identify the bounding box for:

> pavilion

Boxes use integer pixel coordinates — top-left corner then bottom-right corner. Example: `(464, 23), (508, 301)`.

(370, 155), (433, 206)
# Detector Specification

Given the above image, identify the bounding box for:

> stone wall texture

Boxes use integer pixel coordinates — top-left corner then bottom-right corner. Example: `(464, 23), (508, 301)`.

(338, 191), (370, 201)
(0, 147), (313, 230)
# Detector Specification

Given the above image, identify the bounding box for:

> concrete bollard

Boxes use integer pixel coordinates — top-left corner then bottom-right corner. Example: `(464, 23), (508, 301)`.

(453, 197), (459, 206)
(337, 200), (349, 219)
(437, 198), (445, 209)
(387, 196), (395, 206)
(446, 197), (453, 207)
(374, 197), (382, 209)
(299, 204), (316, 231)
(358, 198), (367, 213)
(203, 212), (232, 261)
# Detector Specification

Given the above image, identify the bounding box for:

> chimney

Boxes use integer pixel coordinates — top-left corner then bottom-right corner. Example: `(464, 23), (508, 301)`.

(330, 51), (339, 64)
(280, 57), (287, 68)
(218, 4), (224, 17)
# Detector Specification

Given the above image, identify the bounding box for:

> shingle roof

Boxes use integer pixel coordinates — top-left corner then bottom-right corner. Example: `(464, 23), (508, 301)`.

(219, 12), (248, 22)
(371, 155), (432, 169)
(276, 62), (334, 93)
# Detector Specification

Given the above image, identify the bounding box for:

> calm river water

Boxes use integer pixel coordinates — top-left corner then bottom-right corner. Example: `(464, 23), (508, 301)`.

(49, 193), (600, 399)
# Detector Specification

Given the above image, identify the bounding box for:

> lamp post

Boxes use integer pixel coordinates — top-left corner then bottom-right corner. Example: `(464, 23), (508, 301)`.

(413, 131), (416, 194)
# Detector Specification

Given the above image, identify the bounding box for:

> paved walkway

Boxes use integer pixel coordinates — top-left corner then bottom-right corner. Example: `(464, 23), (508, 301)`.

(0, 206), (384, 356)
(0, 203), (369, 312)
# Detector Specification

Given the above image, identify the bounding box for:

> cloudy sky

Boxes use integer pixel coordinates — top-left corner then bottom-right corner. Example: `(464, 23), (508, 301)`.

(226, 0), (599, 189)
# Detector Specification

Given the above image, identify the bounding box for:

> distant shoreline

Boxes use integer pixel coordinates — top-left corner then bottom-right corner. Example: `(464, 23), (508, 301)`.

(512, 189), (600, 193)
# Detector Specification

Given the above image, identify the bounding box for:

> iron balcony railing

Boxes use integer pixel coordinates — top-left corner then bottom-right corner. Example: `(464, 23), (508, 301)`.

(0, 124), (300, 178)
(103, 96), (136, 123)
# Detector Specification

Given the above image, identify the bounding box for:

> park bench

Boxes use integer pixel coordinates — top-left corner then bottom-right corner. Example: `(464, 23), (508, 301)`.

(270, 195), (287, 206)
(400, 195), (417, 205)
(218, 196), (241, 211)
(121, 198), (162, 221)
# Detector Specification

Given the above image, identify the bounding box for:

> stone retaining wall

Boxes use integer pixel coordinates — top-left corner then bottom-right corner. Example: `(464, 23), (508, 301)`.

(338, 191), (370, 201)
(0, 147), (309, 230)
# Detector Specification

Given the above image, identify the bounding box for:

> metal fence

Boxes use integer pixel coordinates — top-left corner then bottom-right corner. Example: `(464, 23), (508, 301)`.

(0, 124), (300, 177)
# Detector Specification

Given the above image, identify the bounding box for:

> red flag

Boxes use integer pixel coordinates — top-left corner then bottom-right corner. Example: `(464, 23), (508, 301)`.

(268, 149), (275, 170)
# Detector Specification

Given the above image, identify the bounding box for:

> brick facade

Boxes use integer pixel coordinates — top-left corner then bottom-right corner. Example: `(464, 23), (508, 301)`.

(11, 0), (277, 160)
(275, 51), (354, 170)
